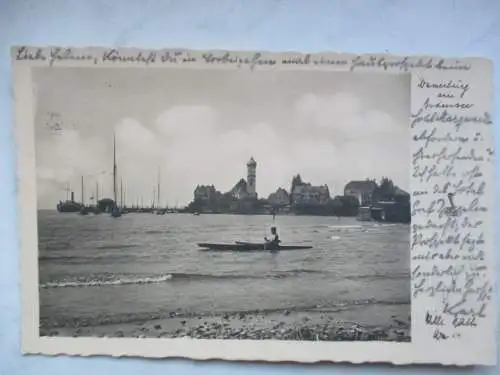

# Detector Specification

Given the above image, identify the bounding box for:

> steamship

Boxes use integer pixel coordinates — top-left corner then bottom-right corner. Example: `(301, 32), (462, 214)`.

(56, 191), (83, 213)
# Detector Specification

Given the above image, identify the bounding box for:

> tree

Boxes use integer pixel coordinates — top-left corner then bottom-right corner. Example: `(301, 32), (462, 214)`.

(380, 177), (395, 194)
(330, 195), (359, 216)
(372, 177), (397, 202)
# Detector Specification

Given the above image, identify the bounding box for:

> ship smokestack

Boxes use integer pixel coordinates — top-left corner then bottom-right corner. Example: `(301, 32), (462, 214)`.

(71, 191), (74, 202)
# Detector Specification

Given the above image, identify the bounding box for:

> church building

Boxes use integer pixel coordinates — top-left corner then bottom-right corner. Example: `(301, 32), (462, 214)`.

(229, 157), (258, 200)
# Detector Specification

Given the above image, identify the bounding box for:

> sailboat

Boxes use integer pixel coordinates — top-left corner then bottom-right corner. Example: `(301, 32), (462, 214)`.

(151, 186), (156, 213)
(110, 133), (122, 218)
(139, 196), (144, 212)
(79, 176), (89, 215)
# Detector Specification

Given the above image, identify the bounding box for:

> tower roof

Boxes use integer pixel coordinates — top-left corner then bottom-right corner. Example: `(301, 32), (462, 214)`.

(247, 156), (257, 166)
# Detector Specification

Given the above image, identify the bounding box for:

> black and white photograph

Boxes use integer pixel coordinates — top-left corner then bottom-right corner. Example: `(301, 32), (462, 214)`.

(34, 65), (412, 342)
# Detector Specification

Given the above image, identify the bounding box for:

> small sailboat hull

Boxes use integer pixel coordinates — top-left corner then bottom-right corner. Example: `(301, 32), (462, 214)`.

(198, 242), (312, 252)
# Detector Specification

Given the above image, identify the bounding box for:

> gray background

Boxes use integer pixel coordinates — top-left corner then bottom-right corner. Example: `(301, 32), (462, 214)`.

(1, 1), (499, 374)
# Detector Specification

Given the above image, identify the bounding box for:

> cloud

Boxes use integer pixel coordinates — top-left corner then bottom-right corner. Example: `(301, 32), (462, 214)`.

(36, 129), (108, 202)
(37, 91), (409, 208)
(155, 105), (217, 139)
(294, 92), (404, 140)
(290, 92), (409, 190)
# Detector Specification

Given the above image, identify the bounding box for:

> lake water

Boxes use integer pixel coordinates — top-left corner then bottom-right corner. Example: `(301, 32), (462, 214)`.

(38, 211), (411, 329)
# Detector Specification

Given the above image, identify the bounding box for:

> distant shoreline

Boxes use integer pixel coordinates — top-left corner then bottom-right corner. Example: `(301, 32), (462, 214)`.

(37, 209), (412, 223)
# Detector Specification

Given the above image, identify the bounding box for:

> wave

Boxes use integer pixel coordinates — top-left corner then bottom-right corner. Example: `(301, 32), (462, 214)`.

(328, 223), (406, 230)
(327, 225), (365, 233)
(39, 241), (141, 251)
(38, 253), (151, 264)
(40, 268), (408, 289)
(39, 270), (314, 288)
(95, 244), (138, 250)
(47, 269), (326, 289)
(344, 271), (410, 282)
(328, 225), (362, 229)
(41, 274), (176, 289)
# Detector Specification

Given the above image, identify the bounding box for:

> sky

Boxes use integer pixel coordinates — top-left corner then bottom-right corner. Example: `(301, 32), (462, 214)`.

(33, 66), (410, 209)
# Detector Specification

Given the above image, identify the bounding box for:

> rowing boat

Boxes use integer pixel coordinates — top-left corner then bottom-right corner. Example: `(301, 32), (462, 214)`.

(197, 242), (313, 251)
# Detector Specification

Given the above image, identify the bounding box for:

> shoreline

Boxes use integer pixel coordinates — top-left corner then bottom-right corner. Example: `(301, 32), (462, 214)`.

(42, 307), (411, 342)
(39, 209), (411, 224)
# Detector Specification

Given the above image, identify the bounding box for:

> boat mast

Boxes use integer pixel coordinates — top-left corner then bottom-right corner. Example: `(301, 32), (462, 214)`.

(81, 176), (85, 206)
(120, 178), (124, 208)
(95, 181), (99, 203)
(113, 133), (118, 209)
(157, 167), (161, 209)
(65, 182), (71, 201)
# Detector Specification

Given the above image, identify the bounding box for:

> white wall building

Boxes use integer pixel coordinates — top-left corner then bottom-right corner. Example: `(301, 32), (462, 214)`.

(268, 188), (290, 206)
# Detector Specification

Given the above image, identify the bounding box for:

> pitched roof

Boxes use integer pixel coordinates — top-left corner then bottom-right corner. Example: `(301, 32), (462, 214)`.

(394, 187), (410, 196)
(275, 187), (290, 196)
(231, 178), (247, 192)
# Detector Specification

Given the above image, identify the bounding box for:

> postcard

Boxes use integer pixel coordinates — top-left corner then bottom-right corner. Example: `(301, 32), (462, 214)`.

(12, 46), (495, 365)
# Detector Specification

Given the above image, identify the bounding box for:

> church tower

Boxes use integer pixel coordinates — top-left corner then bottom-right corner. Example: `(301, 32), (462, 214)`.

(246, 157), (257, 198)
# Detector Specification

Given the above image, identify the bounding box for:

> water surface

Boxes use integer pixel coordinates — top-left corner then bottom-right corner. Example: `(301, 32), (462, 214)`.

(38, 211), (411, 328)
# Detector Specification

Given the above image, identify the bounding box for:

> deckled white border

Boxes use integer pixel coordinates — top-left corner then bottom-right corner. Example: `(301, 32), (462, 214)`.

(12, 47), (495, 366)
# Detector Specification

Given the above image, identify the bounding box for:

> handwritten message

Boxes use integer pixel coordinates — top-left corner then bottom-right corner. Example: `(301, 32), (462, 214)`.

(410, 72), (494, 343)
(14, 46), (473, 72)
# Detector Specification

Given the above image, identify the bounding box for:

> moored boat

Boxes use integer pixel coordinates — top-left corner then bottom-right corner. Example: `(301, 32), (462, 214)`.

(79, 207), (90, 215)
(56, 199), (82, 213)
(198, 242), (313, 251)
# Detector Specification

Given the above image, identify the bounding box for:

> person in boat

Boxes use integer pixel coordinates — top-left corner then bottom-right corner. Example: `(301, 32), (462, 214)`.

(264, 226), (281, 249)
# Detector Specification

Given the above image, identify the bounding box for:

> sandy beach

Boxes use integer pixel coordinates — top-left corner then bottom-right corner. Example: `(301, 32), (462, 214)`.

(42, 303), (410, 342)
